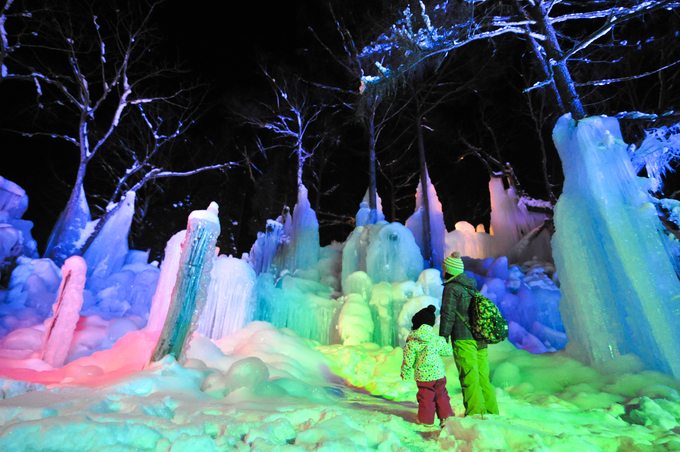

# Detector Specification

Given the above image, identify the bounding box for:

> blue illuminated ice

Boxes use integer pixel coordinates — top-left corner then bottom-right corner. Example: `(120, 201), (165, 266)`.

(82, 191), (135, 280)
(552, 114), (680, 378)
(406, 173), (446, 266)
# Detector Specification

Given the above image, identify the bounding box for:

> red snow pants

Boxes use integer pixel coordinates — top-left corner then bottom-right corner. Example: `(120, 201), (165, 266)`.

(416, 377), (455, 424)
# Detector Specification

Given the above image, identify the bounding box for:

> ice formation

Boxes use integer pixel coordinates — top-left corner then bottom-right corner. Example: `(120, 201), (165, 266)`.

(82, 191), (136, 280)
(198, 255), (257, 340)
(551, 114), (680, 378)
(41, 255), (87, 367)
(275, 185), (319, 273)
(356, 189), (385, 227)
(44, 185), (91, 266)
(146, 231), (185, 332)
(246, 219), (285, 275)
(343, 221), (423, 289)
(489, 178), (549, 260)
(150, 203), (220, 363)
(406, 173), (446, 267)
(0, 176), (38, 265)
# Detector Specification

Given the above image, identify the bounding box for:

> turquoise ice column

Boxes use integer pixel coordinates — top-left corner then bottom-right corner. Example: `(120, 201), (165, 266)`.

(150, 202), (221, 363)
(551, 115), (680, 378)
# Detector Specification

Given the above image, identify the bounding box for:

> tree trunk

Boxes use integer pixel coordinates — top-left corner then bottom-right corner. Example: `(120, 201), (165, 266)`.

(415, 114), (433, 267)
(527, 2), (585, 120)
(367, 101), (378, 224)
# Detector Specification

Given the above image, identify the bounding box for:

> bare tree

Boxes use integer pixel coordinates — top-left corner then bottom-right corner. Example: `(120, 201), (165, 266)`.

(237, 67), (330, 192)
(359, 0), (680, 120)
(1, 0), (234, 264)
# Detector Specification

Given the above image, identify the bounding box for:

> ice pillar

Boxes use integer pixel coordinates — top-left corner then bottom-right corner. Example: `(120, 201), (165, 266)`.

(150, 203), (220, 363)
(552, 114), (680, 378)
(41, 255), (87, 367)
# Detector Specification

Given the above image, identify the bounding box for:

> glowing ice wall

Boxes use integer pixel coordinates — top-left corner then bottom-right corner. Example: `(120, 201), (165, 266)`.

(552, 114), (680, 378)
(406, 173), (446, 267)
(255, 273), (340, 345)
(41, 255), (87, 367)
(150, 203), (220, 363)
(198, 255), (257, 340)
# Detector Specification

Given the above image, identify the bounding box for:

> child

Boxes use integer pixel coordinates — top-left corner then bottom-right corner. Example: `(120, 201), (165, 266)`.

(401, 305), (455, 427)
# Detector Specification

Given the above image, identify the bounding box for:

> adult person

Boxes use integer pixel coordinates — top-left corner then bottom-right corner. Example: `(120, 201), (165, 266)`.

(439, 251), (499, 416)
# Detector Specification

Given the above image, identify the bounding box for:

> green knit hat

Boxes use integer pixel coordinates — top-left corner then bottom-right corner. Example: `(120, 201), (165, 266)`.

(442, 251), (464, 278)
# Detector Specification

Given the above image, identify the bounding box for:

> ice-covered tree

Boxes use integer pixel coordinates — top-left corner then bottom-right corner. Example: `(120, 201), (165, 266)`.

(359, 0), (679, 119)
(237, 67), (330, 192)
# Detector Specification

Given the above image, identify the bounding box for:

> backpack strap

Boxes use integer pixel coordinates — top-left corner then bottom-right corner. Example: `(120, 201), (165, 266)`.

(454, 309), (473, 334)
(454, 285), (477, 336)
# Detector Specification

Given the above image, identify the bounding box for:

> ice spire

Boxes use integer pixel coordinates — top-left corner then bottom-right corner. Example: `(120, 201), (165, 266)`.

(406, 173), (446, 267)
(276, 185), (320, 274)
(149, 202), (220, 363)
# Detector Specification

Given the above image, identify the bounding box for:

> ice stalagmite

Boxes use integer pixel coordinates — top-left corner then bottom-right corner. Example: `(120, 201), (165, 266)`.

(277, 185), (320, 273)
(150, 203), (220, 363)
(198, 255), (257, 340)
(145, 230), (186, 332)
(551, 114), (680, 378)
(41, 255), (87, 367)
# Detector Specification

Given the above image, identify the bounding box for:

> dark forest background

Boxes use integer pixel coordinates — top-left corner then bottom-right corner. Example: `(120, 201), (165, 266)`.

(2, 0), (679, 261)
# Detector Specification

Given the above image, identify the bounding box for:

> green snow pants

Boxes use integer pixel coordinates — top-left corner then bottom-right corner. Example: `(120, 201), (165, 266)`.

(453, 339), (499, 416)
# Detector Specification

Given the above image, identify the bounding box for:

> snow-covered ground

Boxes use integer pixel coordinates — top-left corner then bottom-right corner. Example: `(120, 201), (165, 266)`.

(1, 321), (679, 452)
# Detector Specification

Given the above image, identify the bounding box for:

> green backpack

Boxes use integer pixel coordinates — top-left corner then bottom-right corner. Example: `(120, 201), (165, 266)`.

(455, 288), (509, 344)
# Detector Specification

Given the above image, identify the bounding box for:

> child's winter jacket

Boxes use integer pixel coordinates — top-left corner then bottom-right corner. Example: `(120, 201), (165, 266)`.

(401, 324), (452, 382)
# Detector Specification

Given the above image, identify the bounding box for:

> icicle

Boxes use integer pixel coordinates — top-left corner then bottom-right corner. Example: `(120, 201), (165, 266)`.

(41, 255), (87, 367)
(197, 256), (257, 340)
(149, 202), (220, 363)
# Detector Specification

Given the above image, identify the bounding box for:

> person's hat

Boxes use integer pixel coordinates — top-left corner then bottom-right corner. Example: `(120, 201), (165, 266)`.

(442, 251), (464, 278)
(412, 305), (437, 330)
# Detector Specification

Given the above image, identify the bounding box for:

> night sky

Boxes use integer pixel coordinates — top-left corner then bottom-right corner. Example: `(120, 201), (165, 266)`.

(2, 0), (679, 260)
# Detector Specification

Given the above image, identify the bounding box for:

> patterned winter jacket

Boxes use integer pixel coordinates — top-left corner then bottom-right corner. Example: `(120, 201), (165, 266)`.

(401, 324), (452, 382)
(439, 273), (486, 348)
